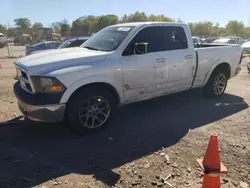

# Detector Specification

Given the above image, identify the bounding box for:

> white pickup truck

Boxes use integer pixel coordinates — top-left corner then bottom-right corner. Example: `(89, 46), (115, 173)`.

(14, 22), (243, 133)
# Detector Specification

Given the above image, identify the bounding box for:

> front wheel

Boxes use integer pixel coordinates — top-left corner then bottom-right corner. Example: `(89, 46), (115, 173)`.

(202, 69), (228, 97)
(66, 87), (117, 134)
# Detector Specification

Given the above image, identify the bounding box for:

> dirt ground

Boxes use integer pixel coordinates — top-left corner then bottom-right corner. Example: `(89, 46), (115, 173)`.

(0, 46), (249, 188)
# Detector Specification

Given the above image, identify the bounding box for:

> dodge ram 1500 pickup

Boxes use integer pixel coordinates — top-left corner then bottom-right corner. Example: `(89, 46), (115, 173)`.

(14, 22), (243, 133)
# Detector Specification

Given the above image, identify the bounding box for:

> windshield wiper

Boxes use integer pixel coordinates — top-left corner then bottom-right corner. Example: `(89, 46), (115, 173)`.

(83, 46), (101, 51)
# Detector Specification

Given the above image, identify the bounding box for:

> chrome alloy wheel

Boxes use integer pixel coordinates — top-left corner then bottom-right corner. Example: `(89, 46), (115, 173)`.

(213, 73), (227, 95)
(78, 96), (110, 128)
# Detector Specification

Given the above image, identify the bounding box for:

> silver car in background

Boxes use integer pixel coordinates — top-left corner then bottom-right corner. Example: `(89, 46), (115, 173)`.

(242, 41), (250, 54)
(213, 38), (239, 44)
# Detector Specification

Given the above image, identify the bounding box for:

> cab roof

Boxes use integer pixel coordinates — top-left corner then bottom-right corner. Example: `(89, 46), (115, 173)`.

(110, 22), (187, 27)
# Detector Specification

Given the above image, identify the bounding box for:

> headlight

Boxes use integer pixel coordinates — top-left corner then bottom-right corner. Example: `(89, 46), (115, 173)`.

(15, 68), (22, 80)
(31, 77), (66, 93)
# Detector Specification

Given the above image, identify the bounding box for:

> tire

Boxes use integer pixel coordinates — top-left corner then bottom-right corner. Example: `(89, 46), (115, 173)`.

(202, 68), (228, 97)
(66, 87), (117, 134)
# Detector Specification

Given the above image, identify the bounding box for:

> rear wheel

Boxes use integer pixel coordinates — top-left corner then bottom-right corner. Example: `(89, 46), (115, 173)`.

(203, 68), (228, 97)
(67, 87), (117, 134)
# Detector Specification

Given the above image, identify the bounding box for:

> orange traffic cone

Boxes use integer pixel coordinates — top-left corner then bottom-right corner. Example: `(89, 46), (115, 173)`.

(202, 174), (220, 188)
(196, 133), (227, 174)
(196, 133), (227, 188)
(203, 133), (221, 173)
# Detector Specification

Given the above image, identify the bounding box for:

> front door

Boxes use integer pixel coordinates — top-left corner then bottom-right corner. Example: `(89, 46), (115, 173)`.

(120, 26), (166, 102)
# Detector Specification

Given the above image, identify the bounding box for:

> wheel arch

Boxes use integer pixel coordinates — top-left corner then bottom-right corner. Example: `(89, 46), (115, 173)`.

(60, 77), (123, 105)
(203, 62), (231, 87)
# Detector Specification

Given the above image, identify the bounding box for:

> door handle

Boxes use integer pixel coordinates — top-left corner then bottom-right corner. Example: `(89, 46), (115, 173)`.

(185, 55), (193, 59)
(156, 58), (167, 63)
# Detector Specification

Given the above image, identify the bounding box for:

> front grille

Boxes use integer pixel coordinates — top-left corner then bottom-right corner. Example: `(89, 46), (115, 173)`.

(16, 67), (33, 93)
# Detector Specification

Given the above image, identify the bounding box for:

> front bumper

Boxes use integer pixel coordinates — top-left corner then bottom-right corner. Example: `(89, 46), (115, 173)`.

(14, 82), (66, 122)
(18, 100), (65, 122)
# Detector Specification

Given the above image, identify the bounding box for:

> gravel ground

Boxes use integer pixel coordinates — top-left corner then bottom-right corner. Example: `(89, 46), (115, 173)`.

(0, 46), (249, 188)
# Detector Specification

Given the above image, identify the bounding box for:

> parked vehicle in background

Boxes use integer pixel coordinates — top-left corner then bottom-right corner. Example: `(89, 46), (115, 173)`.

(29, 37), (89, 55)
(242, 41), (250, 54)
(213, 38), (239, 44)
(228, 36), (244, 45)
(201, 37), (218, 43)
(26, 41), (62, 55)
(32, 28), (62, 44)
(58, 37), (89, 49)
(14, 34), (32, 46)
(14, 22), (243, 134)
(14, 28), (62, 46)
(192, 36), (203, 47)
(0, 33), (7, 48)
(7, 38), (14, 43)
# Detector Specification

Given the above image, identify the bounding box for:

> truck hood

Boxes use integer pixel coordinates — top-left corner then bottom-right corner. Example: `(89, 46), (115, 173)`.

(16, 47), (108, 75)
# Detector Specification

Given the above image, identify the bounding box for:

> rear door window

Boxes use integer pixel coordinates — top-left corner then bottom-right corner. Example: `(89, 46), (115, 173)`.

(162, 26), (188, 50)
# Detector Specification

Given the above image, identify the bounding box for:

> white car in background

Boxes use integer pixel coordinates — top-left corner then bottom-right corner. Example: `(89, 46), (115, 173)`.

(242, 41), (250, 54)
(213, 38), (239, 44)
(0, 33), (7, 48)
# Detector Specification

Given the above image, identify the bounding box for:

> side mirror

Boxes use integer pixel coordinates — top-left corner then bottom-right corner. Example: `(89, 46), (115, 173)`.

(133, 42), (148, 55)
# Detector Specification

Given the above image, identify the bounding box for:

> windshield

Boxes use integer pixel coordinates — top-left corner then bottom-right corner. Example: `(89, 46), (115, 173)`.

(81, 26), (135, 51)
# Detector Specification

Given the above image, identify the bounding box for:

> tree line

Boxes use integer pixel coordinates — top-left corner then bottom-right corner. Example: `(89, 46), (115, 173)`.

(1, 11), (250, 39)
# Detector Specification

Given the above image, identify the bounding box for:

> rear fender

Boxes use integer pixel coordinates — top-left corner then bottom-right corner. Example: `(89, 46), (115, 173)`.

(202, 62), (230, 87)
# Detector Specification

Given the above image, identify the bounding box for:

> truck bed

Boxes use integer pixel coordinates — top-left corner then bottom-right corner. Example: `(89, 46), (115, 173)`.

(192, 44), (242, 89)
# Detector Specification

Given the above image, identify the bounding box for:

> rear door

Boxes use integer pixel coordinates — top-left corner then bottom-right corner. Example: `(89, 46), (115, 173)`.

(160, 26), (195, 92)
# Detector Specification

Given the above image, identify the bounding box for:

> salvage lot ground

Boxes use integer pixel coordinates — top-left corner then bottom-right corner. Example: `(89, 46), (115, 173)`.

(0, 46), (249, 188)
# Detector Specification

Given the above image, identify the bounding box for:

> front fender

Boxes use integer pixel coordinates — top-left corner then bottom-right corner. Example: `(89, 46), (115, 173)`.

(60, 75), (124, 104)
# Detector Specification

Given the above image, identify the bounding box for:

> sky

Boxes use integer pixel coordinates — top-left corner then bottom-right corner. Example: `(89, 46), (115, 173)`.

(1, 0), (250, 27)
